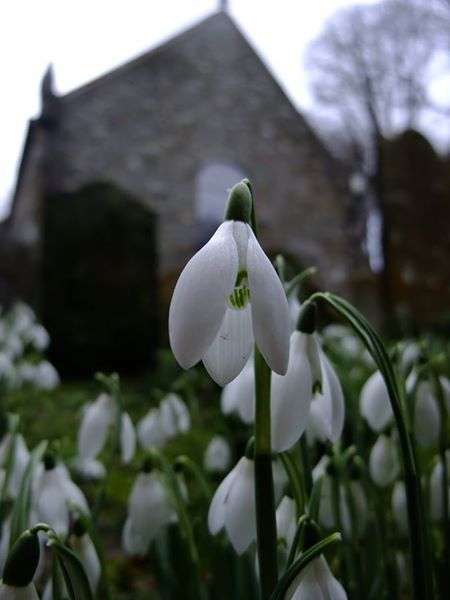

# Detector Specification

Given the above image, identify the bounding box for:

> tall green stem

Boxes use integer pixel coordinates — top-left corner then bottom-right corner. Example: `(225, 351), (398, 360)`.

(310, 292), (434, 600)
(254, 347), (278, 599)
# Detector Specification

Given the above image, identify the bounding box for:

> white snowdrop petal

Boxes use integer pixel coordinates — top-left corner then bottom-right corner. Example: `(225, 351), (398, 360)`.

(0, 583), (40, 599)
(169, 221), (238, 369)
(220, 358), (255, 424)
(276, 496), (296, 549)
(120, 412), (136, 464)
(414, 381), (440, 449)
(71, 534), (101, 594)
(392, 481), (408, 534)
(207, 465), (238, 535)
(246, 229), (290, 375)
(77, 394), (113, 461)
(203, 304), (254, 386)
(286, 560), (322, 600)
(137, 409), (167, 449)
(369, 435), (399, 487)
(204, 435), (231, 473)
(360, 371), (393, 432)
(320, 352), (345, 443)
(225, 458), (256, 554)
(318, 555), (348, 599)
(271, 332), (313, 452)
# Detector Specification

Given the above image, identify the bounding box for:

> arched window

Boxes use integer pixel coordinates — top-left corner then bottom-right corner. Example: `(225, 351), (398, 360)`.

(195, 162), (246, 245)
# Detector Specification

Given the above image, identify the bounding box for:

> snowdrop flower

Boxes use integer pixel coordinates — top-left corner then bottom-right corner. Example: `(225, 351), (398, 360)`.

(77, 393), (136, 465)
(314, 458), (367, 539)
(122, 469), (175, 556)
(369, 434), (400, 487)
(276, 496), (296, 550)
(360, 370), (393, 433)
(70, 524), (101, 595)
(33, 361), (59, 390)
(204, 435), (231, 473)
(159, 393), (190, 437)
(306, 351), (345, 445)
(221, 356), (255, 424)
(0, 353), (14, 387)
(23, 324), (50, 351)
(271, 331), (314, 452)
(208, 455), (256, 554)
(34, 460), (89, 536)
(137, 408), (168, 450)
(392, 481), (408, 535)
(430, 454), (450, 522)
(169, 181), (290, 386)
(0, 581), (40, 599)
(71, 457), (106, 481)
(440, 376), (450, 413)
(14, 361), (59, 390)
(285, 554), (347, 600)
(413, 381), (440, 449)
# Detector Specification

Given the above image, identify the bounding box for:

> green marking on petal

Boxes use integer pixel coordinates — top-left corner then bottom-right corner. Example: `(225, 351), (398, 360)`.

(228, 270), (250, 309)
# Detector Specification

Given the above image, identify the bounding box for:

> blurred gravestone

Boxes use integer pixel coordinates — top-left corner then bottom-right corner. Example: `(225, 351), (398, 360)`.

(42, 182), (157, 375)
(381, 130), (450, 331)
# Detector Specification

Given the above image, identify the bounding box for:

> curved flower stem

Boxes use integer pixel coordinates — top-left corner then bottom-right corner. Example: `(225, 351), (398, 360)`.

(254, 347), (278, 599)
(279, 452), (306, 517)
(310, 292), (434, 600)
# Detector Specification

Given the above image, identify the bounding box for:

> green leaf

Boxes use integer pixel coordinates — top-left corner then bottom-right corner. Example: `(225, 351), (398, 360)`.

(51, 538), (94, 600)
(9, 440), (48, 550)
(271, 532), (341, 600)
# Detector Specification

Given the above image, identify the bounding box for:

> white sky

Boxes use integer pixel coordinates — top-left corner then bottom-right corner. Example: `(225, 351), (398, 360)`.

(1, 0), (448, 219)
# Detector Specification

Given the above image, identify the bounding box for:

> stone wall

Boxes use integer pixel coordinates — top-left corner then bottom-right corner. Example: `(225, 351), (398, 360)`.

(41, 12), (352, 300)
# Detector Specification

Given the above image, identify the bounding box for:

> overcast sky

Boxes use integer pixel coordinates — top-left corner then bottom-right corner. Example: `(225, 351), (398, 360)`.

(1, 0), (448, 219)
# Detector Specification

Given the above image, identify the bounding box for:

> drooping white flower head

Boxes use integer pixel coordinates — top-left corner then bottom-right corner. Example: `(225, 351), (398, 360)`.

(0, 582), (40, 599)
(360, 370), (393, 433)
(276, 496), (297, 551)
(137, 408), (168, 450)
(76, 393), (136, 465)
(77, 394), (113, 461)
(34, 461), (89, 537)
(221, 356), (255, 423)
(169, 181), (290, 386)
(271, 331), (315, 452)
(69, 530), (101, 595)
(122, 470), (175, 556)
(392, 481), (408, 535)
(306, 349), (345, 445)
(369, 434), (400, 487)
(285, 554), (348, 600)
(430, 453), (450, 523)
(159, 393), (191, 437)
(204, 435), (231, 473)
(413, 381), (440, 449)
(208, 456), (256, 554)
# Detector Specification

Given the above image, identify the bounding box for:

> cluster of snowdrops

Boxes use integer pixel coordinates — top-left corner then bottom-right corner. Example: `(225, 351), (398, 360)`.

(0, 180), (448, 599)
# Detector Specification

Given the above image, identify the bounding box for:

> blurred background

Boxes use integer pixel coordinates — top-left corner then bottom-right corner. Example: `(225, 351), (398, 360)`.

(1, 0), (450, 376)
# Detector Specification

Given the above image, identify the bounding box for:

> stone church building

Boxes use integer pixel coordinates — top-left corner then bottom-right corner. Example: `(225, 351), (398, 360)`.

(0, 9), (367, 373)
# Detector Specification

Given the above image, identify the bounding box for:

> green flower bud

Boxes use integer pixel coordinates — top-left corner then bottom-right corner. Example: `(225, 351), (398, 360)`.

(302, 518), (321, 551)
(224, 181), (252, 223)
(3, 530), (40, 587)
(296, 300), (317, 335)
